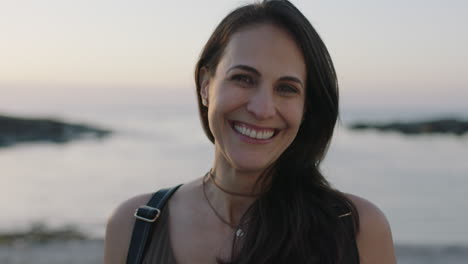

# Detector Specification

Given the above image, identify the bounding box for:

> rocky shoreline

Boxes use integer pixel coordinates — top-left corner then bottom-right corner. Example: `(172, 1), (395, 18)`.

(349, 118), (468, 136)
(1, 239), (467, 264)
(0, 223), (88, 246)
(1, 223), (467, 263)
(0, 114), (111, 148)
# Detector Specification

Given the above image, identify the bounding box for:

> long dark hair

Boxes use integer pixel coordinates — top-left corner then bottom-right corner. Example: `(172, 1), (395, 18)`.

(194, 1), (360, 263)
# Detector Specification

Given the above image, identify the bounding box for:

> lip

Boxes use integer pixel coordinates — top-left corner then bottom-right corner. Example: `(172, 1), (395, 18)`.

(228, 120), (279, 144)
(230, 120), (278, 131)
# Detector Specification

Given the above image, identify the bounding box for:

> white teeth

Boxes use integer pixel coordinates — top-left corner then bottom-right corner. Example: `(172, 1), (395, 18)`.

(250, 130), (256, 138)
(233, 123), (275, 140)
(262, 130), (274, 139)
(258, 131), (264, 138)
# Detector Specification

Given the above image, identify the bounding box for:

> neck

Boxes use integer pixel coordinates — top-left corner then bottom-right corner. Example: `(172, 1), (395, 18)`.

(209, 169), (260, 197)
(204, 166), (266, 226)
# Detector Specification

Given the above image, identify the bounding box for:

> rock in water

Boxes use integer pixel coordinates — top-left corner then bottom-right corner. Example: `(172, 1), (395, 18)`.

(349, 118), (468, 136)
(0, 114), (112, 148)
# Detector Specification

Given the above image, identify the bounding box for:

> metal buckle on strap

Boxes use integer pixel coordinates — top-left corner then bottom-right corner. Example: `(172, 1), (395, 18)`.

(134, 205), (161, 223)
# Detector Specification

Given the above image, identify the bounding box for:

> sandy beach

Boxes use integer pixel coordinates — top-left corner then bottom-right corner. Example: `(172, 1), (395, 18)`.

(1, 240), (467, 264)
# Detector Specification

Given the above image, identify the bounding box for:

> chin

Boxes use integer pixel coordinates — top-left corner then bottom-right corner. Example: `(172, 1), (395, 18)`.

(230, 158), (275, 174)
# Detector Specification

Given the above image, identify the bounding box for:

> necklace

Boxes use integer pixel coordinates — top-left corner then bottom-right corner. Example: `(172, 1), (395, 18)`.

(208, 169), (260, 197)
(202, 173), (245, 237)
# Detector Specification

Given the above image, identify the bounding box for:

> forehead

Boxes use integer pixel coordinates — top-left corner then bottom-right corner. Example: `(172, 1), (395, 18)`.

(217, 24), (306, 80)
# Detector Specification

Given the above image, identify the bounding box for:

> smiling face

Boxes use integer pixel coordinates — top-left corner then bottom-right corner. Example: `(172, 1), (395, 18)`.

(200, 23), (306, 174)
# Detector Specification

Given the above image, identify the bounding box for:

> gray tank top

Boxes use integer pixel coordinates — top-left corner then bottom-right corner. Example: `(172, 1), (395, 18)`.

(142, 207), (177, 264)
(140, 197), (358, 263)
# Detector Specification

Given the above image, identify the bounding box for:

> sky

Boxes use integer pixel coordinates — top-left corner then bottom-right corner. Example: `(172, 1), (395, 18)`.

(1, 0), (467, 109)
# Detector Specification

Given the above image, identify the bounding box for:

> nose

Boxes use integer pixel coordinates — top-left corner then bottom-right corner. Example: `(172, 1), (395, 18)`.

(246, 87), (276, 120)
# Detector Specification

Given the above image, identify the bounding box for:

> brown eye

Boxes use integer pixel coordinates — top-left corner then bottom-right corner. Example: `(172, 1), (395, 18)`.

(231, 74), (254, 85)
(277, 84), (299, 94)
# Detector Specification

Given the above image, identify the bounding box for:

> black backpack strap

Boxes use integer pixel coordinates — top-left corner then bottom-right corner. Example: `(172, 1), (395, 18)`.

(126, 184), (183, 264)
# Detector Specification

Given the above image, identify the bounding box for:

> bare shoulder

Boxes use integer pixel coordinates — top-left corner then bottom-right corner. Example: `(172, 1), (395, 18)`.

(344, 193), (397, 264)
(104, 193), (153, 264)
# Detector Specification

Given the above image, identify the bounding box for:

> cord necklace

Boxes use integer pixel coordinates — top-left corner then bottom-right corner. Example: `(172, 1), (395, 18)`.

(202, 172), (246, 237)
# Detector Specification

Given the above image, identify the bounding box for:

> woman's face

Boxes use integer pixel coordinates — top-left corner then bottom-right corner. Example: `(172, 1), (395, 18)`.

(201, 23), (306, 173)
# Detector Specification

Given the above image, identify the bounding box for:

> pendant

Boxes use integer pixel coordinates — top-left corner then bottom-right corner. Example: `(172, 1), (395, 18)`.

(235, 228), (244, 237)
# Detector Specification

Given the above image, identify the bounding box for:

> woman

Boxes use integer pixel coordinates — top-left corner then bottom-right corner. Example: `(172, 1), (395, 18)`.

(105, 0), (396, 263)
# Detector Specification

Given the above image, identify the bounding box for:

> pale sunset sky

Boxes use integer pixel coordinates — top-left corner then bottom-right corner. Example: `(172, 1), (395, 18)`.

(1, 0), (467, 109)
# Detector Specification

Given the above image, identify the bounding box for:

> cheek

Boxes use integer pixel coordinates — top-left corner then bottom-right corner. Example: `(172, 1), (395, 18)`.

(212, 84), (248, 112)
(206, 88), (242, 135)
(282, 103), (305, 129)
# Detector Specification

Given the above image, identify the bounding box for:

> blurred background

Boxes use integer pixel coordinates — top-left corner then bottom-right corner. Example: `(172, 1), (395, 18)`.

(1, 0), (467, 263)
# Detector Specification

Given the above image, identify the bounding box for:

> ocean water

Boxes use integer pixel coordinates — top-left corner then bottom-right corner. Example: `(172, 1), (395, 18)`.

(0, 95), (467, 251)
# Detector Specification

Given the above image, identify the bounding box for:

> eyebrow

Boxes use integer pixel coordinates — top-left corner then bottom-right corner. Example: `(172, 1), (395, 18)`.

(279, 76), (304, 88)
(226, 64), (304, 87)
(226, 64), (260, 76)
